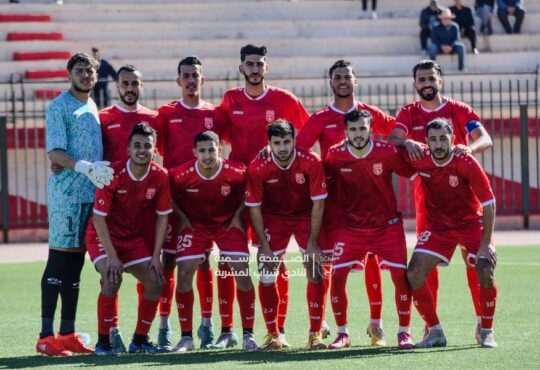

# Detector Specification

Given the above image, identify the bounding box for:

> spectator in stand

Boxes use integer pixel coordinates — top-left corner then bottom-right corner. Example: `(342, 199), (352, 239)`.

(475, 0), (495, 51)
(497, 0), (526, 34)
(428, 8), (466, 71)
(420, 0), (444, 54)
(91, 47), (117, 109)
(362, 0), (378, 19)
(450, 0), (478, 54)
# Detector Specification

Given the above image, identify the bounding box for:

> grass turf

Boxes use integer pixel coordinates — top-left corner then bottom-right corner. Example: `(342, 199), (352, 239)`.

(0, 245), (539, 369)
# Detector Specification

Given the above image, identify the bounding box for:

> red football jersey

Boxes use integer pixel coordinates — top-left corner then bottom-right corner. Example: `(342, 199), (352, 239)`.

(169, 159), (246, 228)
(325, 140), (415, 228)
(156, 99), (230, 169)
(245, 148), (327, 219)
(395, 98), (481, 145)
(91, 160), (172, 242)
(297, 101), (395, 158)
(220, 85), (309, 164)
(406, 148), (495, 229)
(99, 104), (159, 162)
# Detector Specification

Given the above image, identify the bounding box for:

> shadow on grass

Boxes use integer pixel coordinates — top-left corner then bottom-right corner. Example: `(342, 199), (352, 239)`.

(0, 344), (478, 368)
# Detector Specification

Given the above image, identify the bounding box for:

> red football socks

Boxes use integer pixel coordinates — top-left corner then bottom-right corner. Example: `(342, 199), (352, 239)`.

(479, 285), (498, 329)
(466, 266), (482, 316)
(258, 283), (279, 335)
(411, 283), (440, 328)
(307, 280), (325, 332)
(135, 297), (159, 336)
(175, 290), (194, 333)
(159, 269), (175, 317)
(97, 293), (118, 335)
(217, 264), (236, 328)
(277, 264), (289, 330)
(330, 267), (349, 327)
(389, 268), (412, 327)
(196, 268), (214, 319)
(237, 287), (255, 330)
(365, 254), (383, 320)
(426, 267), (440, 311)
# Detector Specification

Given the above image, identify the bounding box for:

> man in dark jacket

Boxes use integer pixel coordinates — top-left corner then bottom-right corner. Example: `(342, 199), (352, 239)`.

(497, 0), (526, 34)
(428, 8), (466, 71)
(419, 0), (443, 53)
(91, 47), (117, 109)
(450, 0), (478, 54)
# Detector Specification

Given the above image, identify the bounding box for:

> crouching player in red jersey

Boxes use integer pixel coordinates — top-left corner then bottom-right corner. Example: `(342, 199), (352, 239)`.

(169, 131), (258, 352)
(406, 118), (498, 348)
(324, 109), (415, 350)
(86, 123), (172, 355)
(245, 120), (328, 350)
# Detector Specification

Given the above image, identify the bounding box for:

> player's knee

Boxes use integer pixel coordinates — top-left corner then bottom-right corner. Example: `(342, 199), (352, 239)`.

(101, 278), (121, 296)
(406, 265), (426, 289)
(476, 260), (495, 287)
(235, 275), (254, 291)
(259, 269), (277, 286)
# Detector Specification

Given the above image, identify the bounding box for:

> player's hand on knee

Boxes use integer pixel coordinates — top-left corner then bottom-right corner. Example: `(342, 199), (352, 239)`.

(106, 256), (123, 284)
(75, 160), (115, 189)
(476, 242), (497, 267)
(148, 256), (164, 284)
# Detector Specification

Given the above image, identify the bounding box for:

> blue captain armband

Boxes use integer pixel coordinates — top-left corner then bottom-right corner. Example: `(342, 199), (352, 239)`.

(465, 120), (483, 133)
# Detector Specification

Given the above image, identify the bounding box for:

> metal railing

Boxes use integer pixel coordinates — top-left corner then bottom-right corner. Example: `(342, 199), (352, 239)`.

(1, 72), (538, 241)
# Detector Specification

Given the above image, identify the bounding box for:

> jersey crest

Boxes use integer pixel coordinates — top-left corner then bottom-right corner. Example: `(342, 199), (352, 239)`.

(295, 171), (306, 184)
(265, 110), (275, 123)
(204, 117), (214, 129)
(146, 187), (156, 199)
(221, 183), (231, 196)
(449, 175), (459, 187)
(373, 163), (383, 176)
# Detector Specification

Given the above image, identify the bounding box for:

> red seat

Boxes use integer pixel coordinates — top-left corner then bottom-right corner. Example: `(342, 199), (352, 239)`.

(14, 51), (71, 61)
(34, 90), (62, 99)
(0, 14), (51, 22)
(7, 32), (63, 41)
(25, 70), (69, 79)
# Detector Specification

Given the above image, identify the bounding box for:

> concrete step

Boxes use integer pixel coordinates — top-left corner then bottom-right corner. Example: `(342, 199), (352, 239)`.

(2, 51), (538, 81)
(2, 33), (540, 61)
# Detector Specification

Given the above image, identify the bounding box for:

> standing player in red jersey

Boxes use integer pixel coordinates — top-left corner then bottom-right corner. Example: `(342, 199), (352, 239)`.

(169, 131), (258, 353)
(221, 44), (310, 347)
(156, 56), (230, 350)
(297, 60), (397, 346)
(246, 120), (328, 350)
(388, 60), (493, 341)
(86, 123), (172, 355)
(405, 118), (498, 349)
(324, 109), (415, 350)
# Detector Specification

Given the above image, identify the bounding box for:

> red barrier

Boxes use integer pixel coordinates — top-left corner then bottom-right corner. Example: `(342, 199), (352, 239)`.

(25, 70), (68, 79)
(7, 32), (63, 41)
(0, 14), (51, 22)
(34, 90), (62, 99)
(0, 194), (48, 229)
(14, 51), (70, 61)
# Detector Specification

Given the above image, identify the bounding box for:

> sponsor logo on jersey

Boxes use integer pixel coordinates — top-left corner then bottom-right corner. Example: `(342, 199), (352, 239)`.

(413, 126), (424, 131)
(265, 110), (275, 123)
(146, 187), (156, 199)
(266, 179), (279, 184)
(170, 119), (183, 123)
(340, 168), (352, 172)
(221, 183), (231, 196)
(204, 117), (214, 129)
(108, 124), (121, 130)
(117, 189), (127, 194)
(325, 124), (337, 129)
(373, 163), (383, 175)
(449, 175), (459, 187)
(186, 189), (199, 192)
(233, 111), (243, 115)
(295, 172), (306, 184)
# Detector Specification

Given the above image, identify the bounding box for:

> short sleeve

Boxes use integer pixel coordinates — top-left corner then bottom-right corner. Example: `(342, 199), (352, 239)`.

(287, 96), (309, 131)
(245, 163), (264, 207)
(369, 105), (396, 136)
(46, 100), (67, 153)
(465, 156), (495, 206)
(93, 180), (116, 216)
(296, 114), (323, 150)
(307, 157), (328, 201)
(388, 147), (417, 180)
(155, 110), (168, 157)
(155, 172), (173, 215)
(212, 106), (231, 143)
(394, 107), (412, 136)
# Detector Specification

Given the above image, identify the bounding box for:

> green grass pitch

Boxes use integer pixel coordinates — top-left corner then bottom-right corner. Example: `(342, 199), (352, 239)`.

(1, 245), (539, 369)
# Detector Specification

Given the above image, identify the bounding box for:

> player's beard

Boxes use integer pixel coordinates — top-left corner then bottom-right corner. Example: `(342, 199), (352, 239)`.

(430, 147), (450, 161)
(243, 71), (264, 86)
(273, 150), (294, 164)
(331, 84), (353, 99)
(348, 137), (369, 150)
(417, 85), (438, 101)
(120, 92), (139, 106)
(71, 79), (93, 93)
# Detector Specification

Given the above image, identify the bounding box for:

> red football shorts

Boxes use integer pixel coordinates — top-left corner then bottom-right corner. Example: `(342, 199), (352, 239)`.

(263, 214), (319, 255)
(86, 229), (153, 268)
(414, 221), (485, 266)
(164, 214), (213, 255)
(175, 226), (249, 262)
(332, 218), (407, 270)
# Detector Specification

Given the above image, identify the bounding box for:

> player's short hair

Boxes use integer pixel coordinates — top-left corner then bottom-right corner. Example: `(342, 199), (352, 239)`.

(426, 118), (453, 135)
(412, 59), (443, 79)
(129, 123), (156, 143)
(329, 59), (355, 78)
(194, 130), (220, 146)
(67, 52), (99, 72)
(177, 56), (202, 75)
(116, 64), (141, 80)
(267, 119), (295, 140)
(344, 109), (373, 127)
(240, 44), (267, 62)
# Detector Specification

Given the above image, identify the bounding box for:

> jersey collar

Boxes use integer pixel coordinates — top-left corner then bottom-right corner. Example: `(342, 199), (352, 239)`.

(329, 101), (358, 115)
(419, 98), (449, 113)
(271, 149), (297, 170)
(195, 158), (223, 180)
(243, 86), (269, 101)
(430, 151), (455, 167)
(179, 98), (204, 110)
(126, 159), (151, 181)
(346, 140), (373, 159)
(114, 103), (140, 113)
